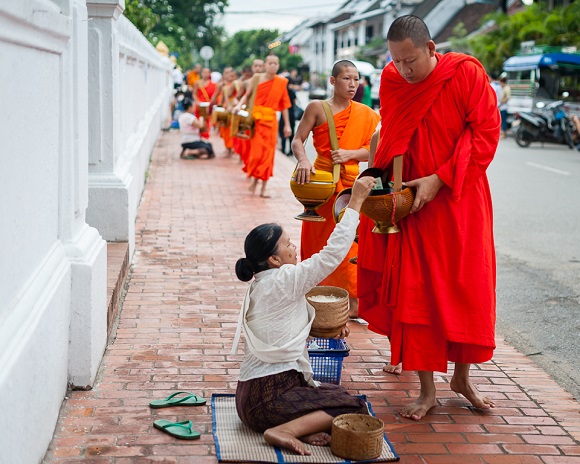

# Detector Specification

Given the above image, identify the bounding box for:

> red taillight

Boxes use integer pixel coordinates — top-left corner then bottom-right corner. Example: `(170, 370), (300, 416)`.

(514, 112), (519, 119)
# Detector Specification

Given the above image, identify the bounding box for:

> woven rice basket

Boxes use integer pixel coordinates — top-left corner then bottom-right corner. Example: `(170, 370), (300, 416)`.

(306, 286), (349, 338)
(331, 414), (384, 460)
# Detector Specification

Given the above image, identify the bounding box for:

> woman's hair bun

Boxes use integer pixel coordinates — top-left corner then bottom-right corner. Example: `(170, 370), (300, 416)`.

(235, 257), (254, 282)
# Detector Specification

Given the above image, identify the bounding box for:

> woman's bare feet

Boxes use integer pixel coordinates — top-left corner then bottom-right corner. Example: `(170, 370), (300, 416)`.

(450, 376), (495, 410)
(383, 362), (402, 375)
(264, 429), (311, 456)
(399, 392), (437, 421)
(301, 432), (331, 447)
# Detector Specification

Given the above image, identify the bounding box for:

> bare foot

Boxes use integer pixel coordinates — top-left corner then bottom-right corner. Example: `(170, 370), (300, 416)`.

(301, 432), (331, 447)
(348, 297), (358, 318)
(260, 192), (272, 198)
(399, 393), (437, 421)
(450, 377), (495, 410)
(383, 363), (402, 375)
(264, 429), (311, 456)
(248, 180), (257, 195)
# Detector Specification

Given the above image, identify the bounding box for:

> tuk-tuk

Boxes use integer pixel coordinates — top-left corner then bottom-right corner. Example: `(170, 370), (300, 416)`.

(503, 48), (580, 122)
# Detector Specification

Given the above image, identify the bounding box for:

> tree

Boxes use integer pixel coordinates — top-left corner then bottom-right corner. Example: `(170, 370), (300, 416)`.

(213, 29), (304, 73)
(124, 0), (228, 70)
(467, 2), (580, 74)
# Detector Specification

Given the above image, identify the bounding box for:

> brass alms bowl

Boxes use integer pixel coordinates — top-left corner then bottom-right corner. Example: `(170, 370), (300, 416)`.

(212, 106), (230, 126)
(290, 169), (335, 222)
(231, 109), (254, 139)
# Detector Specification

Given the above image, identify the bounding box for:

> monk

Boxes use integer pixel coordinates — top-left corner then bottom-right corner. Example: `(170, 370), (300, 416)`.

(291, 60), (380, 318)
(193, 67), (217, 139)
(214, 67), (236, 156)
(234, 55), (291, 198)
(187, 63), (201, 90)
(357, 15), (500, 420)
(232, 66), (254, 165)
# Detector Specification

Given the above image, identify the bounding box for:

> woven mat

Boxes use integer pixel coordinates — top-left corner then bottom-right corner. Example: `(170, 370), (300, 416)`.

(212, 394), (399, 463)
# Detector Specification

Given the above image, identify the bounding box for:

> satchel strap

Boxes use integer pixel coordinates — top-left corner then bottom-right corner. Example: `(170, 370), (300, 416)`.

(320, 101), (340, 185)
(374, 132), (403, 192)
(246, 74), (261, 113)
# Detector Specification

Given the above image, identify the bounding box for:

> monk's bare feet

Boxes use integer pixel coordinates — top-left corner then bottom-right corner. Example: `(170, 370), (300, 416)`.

(399, 393), (437, 421)
(450, 377), (495, 410)
(264, 429), (311, 456)
(348, 297), (358, 318)
(383, 363), (402, 375)
(260, 191), (271, 198)
(301, 432), (331, 447)
(248, 179), (257, 195)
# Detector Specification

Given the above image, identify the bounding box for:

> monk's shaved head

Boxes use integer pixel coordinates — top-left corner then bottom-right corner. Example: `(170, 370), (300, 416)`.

(332, 60), (357, 78)
(387, 15), (431, 47)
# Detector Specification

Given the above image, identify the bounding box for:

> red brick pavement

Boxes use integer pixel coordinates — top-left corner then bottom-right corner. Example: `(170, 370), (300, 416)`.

(44, 131), (580, 463)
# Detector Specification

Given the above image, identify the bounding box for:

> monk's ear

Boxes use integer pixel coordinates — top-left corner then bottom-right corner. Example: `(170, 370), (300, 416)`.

(329, 75), (336, 86)
(427, 40), (436, 57)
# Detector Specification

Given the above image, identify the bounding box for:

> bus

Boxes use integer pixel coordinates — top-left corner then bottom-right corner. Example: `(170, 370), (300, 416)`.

(502, 47), (580, 122)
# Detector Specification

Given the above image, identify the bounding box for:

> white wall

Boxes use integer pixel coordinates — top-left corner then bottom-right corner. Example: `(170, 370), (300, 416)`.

(0, 0), (171, 462)
(86, 8), (173, 255)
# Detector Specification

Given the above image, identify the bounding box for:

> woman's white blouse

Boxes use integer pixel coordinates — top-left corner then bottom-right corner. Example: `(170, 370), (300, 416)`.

(232, 207), (359, 385)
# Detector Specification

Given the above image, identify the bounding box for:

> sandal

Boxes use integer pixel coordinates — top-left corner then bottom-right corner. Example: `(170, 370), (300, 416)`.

(153, 419), (201, 440)
(149, 391), (206, 408)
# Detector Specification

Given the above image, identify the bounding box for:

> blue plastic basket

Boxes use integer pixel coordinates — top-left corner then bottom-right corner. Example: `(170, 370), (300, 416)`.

(308, 338), (350, 385)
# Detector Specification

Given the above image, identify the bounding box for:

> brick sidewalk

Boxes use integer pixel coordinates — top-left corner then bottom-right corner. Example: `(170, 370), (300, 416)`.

(44, 131), (580, 463)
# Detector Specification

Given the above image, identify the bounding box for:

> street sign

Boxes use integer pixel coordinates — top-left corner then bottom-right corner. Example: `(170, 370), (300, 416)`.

(200, 46), (214, 67)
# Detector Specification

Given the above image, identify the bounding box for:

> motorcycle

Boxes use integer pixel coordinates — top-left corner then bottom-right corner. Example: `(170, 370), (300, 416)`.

(514, 100), (577, 149)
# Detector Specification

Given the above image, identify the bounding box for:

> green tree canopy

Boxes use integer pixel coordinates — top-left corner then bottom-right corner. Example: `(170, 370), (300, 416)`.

(463, 2), (580, 74)
(212, 29), (304, 73)
(124, 0), (228, 70)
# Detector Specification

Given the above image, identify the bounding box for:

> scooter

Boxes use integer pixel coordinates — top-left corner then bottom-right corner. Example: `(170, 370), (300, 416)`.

(514, 100), (576, 149)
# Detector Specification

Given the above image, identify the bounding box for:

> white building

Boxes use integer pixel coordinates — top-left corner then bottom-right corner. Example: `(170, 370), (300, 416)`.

(0, 1), (172, 462)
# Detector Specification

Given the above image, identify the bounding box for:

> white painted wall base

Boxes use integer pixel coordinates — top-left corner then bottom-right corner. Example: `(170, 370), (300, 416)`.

(66, 225), (108, 388)
(0, 246), (71, 464)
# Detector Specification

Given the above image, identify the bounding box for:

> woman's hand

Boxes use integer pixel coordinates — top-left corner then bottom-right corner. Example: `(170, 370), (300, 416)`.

(294, 160), (315, 185)
(404, 173), (444, 213)
(335, 325), (350, 339)
(348, 176), (376, 212)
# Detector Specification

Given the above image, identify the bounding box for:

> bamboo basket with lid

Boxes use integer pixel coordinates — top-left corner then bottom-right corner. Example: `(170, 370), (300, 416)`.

(306, 286), (349, 338)
(331, 413), (384, 460)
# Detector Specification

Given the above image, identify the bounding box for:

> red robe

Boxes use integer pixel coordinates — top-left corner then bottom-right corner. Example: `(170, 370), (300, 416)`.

(246, 76), (291, 181)
(195, 80), (216, 139)
(219, 83), (234, 150)
(301, 102), (380, 297)
(358, 53), (500, 372)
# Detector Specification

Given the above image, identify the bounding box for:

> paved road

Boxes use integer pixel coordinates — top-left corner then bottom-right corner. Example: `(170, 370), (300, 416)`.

(489, 137), (580, 400)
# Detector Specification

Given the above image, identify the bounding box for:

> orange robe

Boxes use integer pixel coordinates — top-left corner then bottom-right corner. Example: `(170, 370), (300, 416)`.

(358, 53), (500, 372)
(300, 102), (380, 297)
(246, 76), (291, 181)
(187, 71), (200, 88)
(195, 80), (216, 139)
(219, 83), (234, 150)
(232, 81), (251, 166)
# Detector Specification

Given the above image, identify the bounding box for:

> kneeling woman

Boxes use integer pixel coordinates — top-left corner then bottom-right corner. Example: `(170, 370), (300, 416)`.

(232, 176), (376, 456)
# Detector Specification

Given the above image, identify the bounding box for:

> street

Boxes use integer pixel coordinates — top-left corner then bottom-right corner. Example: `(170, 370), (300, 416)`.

(489, 137), (580, 399)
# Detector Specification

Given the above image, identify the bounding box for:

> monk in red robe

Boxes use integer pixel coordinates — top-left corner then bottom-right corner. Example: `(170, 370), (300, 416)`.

(235, 55), (291, 197)
(292, 60), (379, 318)
(357, 15), (500, 420)
(193, 67), (216, 139)
(214, 67), (236, 156)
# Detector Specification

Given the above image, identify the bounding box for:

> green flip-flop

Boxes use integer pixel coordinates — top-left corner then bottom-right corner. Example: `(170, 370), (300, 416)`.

(153, 419), (201, 440)
(149, 391), (206, 409)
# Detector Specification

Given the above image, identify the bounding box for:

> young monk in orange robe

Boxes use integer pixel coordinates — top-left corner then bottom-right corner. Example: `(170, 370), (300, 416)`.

(215, 68), (236, 156)
(357, 15), (500, 421)
(292, 60), (379, 318)
(234, 55), (291, 197)
(193, 67), (217, 139)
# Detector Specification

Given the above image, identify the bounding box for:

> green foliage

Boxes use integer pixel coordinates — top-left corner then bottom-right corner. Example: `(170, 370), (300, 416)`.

(354, 37), (385, 67)
(449, 22), (470, 54)
(213, 29), (304, 73)
(123, 0), (228, 70)
(462, 2), (580, 74)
